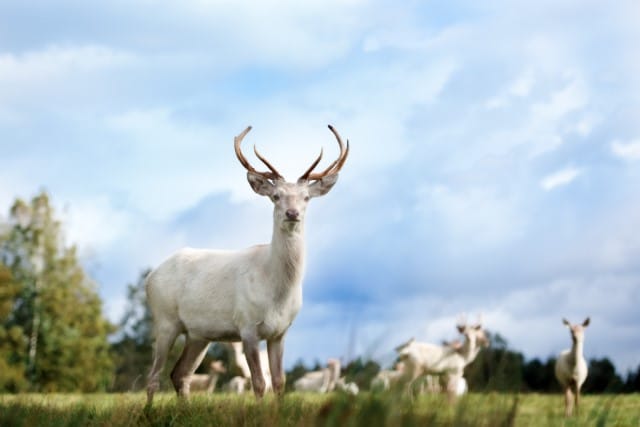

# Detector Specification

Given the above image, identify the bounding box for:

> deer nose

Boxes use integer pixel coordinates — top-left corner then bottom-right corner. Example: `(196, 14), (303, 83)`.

(286, 209), (299, 220)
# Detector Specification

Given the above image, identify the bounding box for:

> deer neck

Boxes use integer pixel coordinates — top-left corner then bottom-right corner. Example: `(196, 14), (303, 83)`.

(570, 339), (584, 364)
(460, 337), (479, 363)
(268, 221), (306, 288)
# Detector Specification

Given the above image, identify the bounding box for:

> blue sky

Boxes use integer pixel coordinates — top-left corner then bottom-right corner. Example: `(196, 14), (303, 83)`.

(1, 1), (639, 373)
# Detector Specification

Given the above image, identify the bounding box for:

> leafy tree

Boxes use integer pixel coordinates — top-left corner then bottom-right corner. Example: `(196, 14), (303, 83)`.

(623, 364), (640, 393)
(465, 332), (524, 392)
(342, 357), (380, 390)
(0, 192), (114, 392)
(522, 357), (559, 392)
(583, 358), (624, 393)
(0, 265), (28, 391)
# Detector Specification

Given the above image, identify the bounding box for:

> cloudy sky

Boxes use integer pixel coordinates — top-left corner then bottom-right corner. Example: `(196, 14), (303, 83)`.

(1, 1), (639, 373)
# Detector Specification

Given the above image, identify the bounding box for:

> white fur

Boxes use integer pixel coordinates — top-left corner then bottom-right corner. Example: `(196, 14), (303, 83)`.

(335, 377), (359, 395)
(229, 341), (272, 392)
(189, 361), (226, 393)
(293, 358), (341, 393)
(371, 361), (406, 391)
(225, 376), (250, 394)
(396, 321), (488, 399)
(145, 127), (345, 404)
(555, 317), (590, 416)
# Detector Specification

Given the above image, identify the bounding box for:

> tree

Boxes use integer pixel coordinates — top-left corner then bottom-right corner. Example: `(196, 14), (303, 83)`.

(522, 357), (559, 392)
(623, 365), (640, 393)
(0, 265), (28, 391)
(0, 192), (114, 392)
(582, 358), (624, 393)
(465, 332), (525, 392)
(342, 357), (380, 390)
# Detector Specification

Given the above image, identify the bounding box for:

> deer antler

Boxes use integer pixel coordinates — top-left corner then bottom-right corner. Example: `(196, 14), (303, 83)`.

(298, 125), (349, 182)
(234, 126), (283, 180)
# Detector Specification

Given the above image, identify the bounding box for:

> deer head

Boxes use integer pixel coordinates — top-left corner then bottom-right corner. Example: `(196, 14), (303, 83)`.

(456, 314), (490, 348)
(234, 125), (349, 233)
(562, 317), (590, 344)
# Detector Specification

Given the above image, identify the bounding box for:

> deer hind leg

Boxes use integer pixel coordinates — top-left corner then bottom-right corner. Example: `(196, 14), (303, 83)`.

(170, 336), (210, 398)
(147, 322), (181, 405)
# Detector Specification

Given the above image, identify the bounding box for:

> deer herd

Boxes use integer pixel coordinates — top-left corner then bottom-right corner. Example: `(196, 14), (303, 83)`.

(144, 125), (592, 416)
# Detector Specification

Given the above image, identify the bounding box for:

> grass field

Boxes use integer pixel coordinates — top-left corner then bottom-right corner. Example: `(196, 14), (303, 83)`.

(1, 392), (639, 427)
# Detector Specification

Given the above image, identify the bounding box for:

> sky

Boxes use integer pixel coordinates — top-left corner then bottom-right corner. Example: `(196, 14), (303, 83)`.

(1, 0), (639, 374)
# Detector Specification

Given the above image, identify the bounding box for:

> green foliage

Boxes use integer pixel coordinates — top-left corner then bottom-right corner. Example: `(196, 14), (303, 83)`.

(0, 192), (114, 392)
(342, 357), (381, 391)
(583, 358), (625, 393)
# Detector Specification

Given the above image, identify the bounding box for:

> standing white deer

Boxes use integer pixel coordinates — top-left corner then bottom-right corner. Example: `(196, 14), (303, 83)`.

(396, 317), (489, 400)
(145, 125), (349, 403)
(555, 317), (590, 416)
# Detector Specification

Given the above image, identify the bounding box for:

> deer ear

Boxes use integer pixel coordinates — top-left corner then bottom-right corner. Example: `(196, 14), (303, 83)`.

(247, 172), (275, 196)
(562, 318), (571, 327)
(308, 174), (339, 198)
(456, 325), (465, 333)
(582, 317), (590, 327)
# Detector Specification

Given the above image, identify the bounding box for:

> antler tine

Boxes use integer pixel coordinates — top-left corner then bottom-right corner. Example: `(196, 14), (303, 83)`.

(233, 126), (282, 180)
(234, 126), (255, 172)
(298, 148), (323, 182)
(304, 124), (349, 181)
(253, 145), (283, 180)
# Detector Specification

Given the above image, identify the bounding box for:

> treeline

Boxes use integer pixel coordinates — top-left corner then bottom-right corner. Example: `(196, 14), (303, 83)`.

(1, 192), (639, 393)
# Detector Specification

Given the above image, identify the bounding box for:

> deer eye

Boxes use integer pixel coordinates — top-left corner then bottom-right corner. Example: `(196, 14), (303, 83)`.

(273, 195), (280, 201)
(304, 196), (310, 202)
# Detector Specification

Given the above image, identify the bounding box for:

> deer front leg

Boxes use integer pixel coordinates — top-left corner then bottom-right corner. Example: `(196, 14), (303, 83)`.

(242, 335), (266, 397)
(564, 387), (574, 416)
(267, 335), (286, 395)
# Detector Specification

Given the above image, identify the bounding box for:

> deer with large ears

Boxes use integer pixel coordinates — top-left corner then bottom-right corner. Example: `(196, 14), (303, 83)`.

(145, 125), (349, 404)
(555, 317), (590, 416)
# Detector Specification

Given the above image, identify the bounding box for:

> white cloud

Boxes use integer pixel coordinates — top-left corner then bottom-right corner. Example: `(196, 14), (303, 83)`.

(611, 139), (640, 161)
(540, 166), (581, 191)
(63, 196), (132, 254)
(415, 184), (525, 250)
(0, 45), (137, 84)
(531, 76), (589, 121)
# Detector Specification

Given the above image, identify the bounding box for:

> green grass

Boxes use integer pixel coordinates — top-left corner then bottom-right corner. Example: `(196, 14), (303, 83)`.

(1, 392), (639, 427)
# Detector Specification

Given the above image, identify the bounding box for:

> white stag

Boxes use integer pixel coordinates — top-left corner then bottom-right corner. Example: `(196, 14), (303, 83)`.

(396, 318), (488, 399)
(555, 317), (590, 416)
(145, 125), (349, 403)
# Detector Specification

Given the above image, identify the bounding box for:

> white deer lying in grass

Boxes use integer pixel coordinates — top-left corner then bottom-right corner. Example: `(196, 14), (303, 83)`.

(293, 358), (341, 393)
(145, 125), (349, 403)
(396, 317), (488, 399)
(189, 360), (226, 393)
(555, 317), (590, 416)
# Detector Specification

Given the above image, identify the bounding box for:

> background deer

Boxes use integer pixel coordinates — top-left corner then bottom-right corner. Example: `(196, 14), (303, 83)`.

(145, 125), (349, 403)
(555, 317), (590, 416)
(188, 360), (226, 393)
(396, 316), (489, 400)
